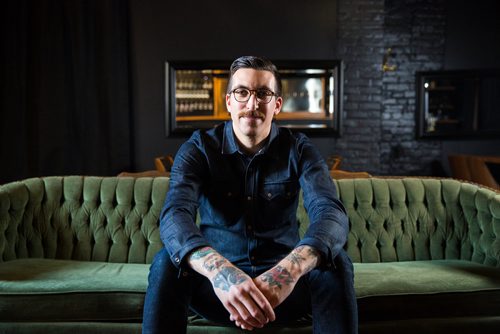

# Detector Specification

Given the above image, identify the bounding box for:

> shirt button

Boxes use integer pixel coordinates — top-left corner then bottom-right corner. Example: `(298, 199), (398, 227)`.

(267, 192), (272, 198)
(174, 257), (180, 263)
(247, 196), (252, 201)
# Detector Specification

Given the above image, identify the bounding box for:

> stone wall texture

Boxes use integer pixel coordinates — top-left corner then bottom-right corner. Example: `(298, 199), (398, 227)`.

(336, 0), (446, 175)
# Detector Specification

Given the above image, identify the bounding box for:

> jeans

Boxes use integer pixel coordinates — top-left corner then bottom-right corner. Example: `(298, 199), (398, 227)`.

(142, 248), (358, 334)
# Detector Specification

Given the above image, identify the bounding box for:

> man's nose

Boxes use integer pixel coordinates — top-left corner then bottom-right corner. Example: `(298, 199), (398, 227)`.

(246, 92), (259, 109)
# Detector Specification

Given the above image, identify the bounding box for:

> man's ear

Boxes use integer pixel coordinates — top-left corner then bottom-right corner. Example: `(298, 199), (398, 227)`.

(226, 94), (231, 111)
(274, 96), (283, 116)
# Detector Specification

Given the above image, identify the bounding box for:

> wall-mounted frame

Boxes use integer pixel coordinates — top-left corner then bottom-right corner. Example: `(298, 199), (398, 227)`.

(165, 60), (343, 137)
(416, 69), (500, 138)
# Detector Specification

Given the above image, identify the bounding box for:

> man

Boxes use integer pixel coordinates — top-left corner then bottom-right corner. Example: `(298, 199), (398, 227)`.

(142, 56), (358, 333)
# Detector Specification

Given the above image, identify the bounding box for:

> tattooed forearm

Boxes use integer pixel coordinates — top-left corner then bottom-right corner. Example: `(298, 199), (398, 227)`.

(285, 251), (306, 266)
(203, 253), (226, 272)
(212, 267), (248, 291)
(282, 246), (321, 276)
(190, 246), (215, 260)
(259, 266), (294, 289)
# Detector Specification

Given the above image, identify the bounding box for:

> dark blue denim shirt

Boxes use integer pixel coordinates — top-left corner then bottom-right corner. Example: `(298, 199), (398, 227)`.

(160, 121), (348, 270)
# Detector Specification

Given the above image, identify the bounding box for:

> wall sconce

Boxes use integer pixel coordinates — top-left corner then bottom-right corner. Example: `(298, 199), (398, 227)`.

(382, 48), (397, 72)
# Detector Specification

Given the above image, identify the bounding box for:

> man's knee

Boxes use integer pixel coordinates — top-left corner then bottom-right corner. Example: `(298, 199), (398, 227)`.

(308, 250), (354, 287)
(148, 248), (179, 283)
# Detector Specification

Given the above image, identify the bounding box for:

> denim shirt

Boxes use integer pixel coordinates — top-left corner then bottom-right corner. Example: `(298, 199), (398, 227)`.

(160, 121), (348, 270)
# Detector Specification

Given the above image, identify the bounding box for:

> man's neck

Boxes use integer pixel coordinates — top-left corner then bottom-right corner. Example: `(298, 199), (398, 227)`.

(236, 135), (268, 155)
(236, 138), (266, 155)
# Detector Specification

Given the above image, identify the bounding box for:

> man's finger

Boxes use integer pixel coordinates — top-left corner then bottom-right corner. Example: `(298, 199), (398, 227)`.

(227, 304), (255, 330)
(250, 286), (276, 322)
(230, 298), (263, 329)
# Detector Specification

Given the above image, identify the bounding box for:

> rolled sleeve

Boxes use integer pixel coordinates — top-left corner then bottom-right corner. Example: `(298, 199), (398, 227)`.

(296, 136), (349, 267)
(159, 136), (210, 269)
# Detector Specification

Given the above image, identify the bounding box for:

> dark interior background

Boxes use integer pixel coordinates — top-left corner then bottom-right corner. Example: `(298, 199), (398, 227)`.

(1, 0), (499, 184)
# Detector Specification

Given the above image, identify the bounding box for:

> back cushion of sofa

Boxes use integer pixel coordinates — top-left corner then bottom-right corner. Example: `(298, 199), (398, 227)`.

(0, 176), (167, 264)
(334, 178), (499, 265)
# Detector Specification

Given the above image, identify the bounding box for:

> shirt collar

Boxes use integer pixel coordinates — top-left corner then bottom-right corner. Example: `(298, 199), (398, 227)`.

(221, 121), (279, 155)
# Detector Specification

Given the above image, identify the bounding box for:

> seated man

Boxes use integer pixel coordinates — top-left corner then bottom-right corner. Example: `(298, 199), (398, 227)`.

(142, 56), (358, 334)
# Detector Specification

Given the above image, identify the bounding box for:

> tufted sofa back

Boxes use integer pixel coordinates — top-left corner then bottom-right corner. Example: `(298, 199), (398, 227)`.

(1, 176), (499, 267)
(0, 176), (166, 264)
(299, 178), (500, 267)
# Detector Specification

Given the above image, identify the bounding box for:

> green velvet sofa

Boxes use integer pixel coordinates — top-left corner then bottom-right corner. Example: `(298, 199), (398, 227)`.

(1, 176), (499, 334)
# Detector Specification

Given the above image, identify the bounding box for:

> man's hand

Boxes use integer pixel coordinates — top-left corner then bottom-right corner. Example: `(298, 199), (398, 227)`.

(188, 247), (276, 331)
(254, 245), (321, 308)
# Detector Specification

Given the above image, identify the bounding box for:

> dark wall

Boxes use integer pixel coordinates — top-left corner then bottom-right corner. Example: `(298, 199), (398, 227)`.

(129, 0), (499, 177)
(444, 0), (500, 69)
(128, 0), (338, 171)
(441, 0), (500, 173)
(3, 0), (497, 183)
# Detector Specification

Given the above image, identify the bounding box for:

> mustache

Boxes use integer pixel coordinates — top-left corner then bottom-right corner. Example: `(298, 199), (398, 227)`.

(238, 110), (266, 118)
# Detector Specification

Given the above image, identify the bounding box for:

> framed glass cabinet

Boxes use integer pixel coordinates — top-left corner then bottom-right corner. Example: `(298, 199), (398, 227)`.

(165, 60), (343, 136)
(416, 70), (500, 138)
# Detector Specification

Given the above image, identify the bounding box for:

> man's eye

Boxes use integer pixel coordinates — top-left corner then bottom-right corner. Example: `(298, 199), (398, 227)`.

(256, 90), (271, 98)
(235, 89), (249, 96)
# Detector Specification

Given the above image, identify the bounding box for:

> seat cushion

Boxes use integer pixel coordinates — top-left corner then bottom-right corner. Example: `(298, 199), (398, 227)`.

(0, 259), (148, 321)
(1, 258), (499, 324)
(354, 260), (500, 321)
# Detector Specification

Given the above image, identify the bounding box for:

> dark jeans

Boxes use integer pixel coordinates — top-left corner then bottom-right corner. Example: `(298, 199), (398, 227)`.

(142, 248), (358, 334)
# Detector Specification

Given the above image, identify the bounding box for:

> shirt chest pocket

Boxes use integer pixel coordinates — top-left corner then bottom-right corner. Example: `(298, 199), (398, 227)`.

(257, 181), (299, 227)
(259, 182), (297, 201)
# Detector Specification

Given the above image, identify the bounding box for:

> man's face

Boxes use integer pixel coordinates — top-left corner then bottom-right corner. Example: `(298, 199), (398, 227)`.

(226, 68), (282, 142)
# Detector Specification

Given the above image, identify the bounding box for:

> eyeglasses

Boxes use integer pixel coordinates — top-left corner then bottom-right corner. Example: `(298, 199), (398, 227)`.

(229, 88), (277, 104)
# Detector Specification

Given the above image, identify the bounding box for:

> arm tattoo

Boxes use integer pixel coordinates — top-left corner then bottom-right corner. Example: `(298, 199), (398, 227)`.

(212, 267), (248, 291)
(259, 266), (294, 289)
(190, 247), (215, 260)
(203, 254), (226, 272)
(286, 251), (306, 266)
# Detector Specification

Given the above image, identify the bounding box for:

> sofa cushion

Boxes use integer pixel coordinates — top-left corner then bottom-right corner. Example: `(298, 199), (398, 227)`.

(1, 258), (499, 324)
(355, 260), (500, 321)
(0, 258), (148, 321)
(355, 260), (500, 297)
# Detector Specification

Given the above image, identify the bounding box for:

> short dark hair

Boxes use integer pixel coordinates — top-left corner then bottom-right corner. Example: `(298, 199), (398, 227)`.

(226, 56), (282, 96)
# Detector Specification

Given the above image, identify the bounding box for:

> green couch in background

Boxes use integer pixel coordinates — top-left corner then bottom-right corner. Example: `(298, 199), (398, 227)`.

(1, 176), (499, 333)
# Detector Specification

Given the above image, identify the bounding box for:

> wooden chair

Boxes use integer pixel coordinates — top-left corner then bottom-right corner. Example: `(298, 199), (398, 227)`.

(448, 155), (472, 181)
(448, 154), (500, 190)
(155, 155), (174, 173)
(466, 156), (500, 190)
(330, 170), (372, 179)
(326, 155), (342, 171)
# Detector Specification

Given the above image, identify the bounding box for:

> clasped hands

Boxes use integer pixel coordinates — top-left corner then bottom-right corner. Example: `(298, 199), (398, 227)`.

(213, 265), (296, 331)
(188, 245), (319, 331)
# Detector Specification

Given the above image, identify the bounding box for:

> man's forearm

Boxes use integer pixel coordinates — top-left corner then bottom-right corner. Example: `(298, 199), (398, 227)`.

(281, 245), (321, 279)
(254, 245), (321, 309)
(188, 247), (235, 280)
(259, 245), (321, 288)
(259, 245), (321, 287)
